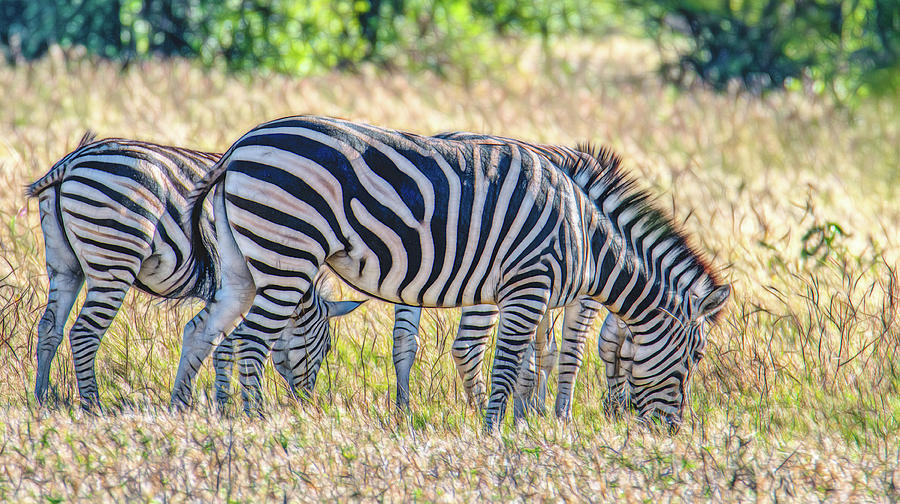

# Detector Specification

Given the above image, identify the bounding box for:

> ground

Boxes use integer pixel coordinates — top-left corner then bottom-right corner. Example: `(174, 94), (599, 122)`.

(0, 37), (898, 501)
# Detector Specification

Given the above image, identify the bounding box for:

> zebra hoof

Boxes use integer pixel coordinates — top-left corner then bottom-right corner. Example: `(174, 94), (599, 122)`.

(639, 411), (681, 435)
(80, 398), (104, 417)
(169, 396), (193, 413)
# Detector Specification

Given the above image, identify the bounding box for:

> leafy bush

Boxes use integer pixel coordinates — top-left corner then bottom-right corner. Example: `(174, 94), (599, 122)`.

(1, 0), (124, 60)
(635, 0), (900, 100)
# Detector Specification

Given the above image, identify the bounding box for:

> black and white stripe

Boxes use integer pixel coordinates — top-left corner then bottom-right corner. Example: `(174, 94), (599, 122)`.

(187, 115), (730, 430)
(370, 131), (609, 419)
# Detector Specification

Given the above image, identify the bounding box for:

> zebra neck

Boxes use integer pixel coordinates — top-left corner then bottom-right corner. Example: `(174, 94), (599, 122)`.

(584, 214), (688, 327)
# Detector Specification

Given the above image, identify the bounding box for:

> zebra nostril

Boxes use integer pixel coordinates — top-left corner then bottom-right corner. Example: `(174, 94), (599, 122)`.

(665, 417), (681, 435)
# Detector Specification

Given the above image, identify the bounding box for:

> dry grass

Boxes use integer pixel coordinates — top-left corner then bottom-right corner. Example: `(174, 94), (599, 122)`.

(0, 36), (898, 501)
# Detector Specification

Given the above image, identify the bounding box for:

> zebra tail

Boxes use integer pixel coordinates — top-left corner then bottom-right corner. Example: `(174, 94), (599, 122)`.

(25, 130), (97, 199)
(183, 156), (229, 302)
(25, 171), (63, 199)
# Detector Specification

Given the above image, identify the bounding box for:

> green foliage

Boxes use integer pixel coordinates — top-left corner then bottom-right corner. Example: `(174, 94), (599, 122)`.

(634, 0), (900, 101)
(0, 0), (619, 76)
(0, 0), (123, 60)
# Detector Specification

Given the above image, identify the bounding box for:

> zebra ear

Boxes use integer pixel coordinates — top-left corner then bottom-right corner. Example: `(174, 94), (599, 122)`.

(324, 299), (366, 318)
(690, 285), (731, 322)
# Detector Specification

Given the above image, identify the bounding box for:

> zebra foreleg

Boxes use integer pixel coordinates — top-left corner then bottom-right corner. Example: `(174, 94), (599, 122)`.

(213, 336), (236, 407)
(512, 309), (554, 422)
(598, 312), (632, 418)
(232, 287), (307, 415)
(484, 289), (549, 432)
(534, 328), (559, 416)
(270, 330), (297, 400)
(451, 306), (499, 410)
(282, 298), (363, 399)
(512, 342), (538, 422)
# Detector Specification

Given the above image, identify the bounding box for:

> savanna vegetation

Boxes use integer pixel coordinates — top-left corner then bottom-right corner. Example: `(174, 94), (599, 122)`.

(0, 1), (899, 501)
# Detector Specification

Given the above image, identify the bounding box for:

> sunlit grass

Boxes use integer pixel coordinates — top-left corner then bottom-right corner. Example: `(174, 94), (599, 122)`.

(0, 36), (898, 500)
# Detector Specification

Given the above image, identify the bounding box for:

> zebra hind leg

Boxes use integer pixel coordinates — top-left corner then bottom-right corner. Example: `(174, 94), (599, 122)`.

(168, 306), (213, 410)
(169, 277), (254, 411)
(34, 267), (83, 406)
(34, 190), (85, 406)
(67, 283), (132, 412)
(392, 305), (422, 411)
(172, 187), (257, 412)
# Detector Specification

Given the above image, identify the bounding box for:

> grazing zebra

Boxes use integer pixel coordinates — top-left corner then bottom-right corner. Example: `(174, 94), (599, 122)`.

(184, 115), (730, 431)
(29, 133), (222, 409)
(29, 134), (552, 413)
(28, 134), (360, 410)
(360, 130), (622, 420)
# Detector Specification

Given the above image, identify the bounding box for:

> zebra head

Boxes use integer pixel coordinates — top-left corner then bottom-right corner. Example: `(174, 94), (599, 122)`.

(274, 297), (364, 400)
(628, 283), (730, 433)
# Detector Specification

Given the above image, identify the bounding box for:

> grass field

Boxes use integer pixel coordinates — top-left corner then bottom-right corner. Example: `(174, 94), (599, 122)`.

(1, 37), (899, 501)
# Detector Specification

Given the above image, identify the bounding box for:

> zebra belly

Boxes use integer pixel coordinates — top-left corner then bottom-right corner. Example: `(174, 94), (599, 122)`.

(135, 215), (194, 297)
(326, 252), (491, 308)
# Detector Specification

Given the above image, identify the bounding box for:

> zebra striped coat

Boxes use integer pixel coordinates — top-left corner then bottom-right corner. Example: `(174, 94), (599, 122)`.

(380, 303), (559, 419)
(186, 115), (730, 431)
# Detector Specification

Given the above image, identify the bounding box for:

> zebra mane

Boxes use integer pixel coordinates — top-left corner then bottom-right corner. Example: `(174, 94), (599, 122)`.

(77, 130), (98, 148)
(565, 143), (725, 321)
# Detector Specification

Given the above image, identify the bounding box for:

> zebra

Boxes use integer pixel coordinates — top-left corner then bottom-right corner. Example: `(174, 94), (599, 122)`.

(30, 133), (555, 413)
(28, 133), (361, 411)
(342, 130), (635, 420)
(183, 115), (730, 431)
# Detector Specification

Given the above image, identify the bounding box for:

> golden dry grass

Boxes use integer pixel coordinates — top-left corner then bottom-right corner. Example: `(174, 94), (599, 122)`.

(0, 37), (898, 501)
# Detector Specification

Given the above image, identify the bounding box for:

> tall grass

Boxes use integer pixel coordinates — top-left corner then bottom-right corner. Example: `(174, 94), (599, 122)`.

(0, 37), (897, 500)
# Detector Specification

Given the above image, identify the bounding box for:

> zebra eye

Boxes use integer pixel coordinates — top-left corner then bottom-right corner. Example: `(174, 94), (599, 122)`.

(692, 336), (707, 362)
(692, 346), (705, 362)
